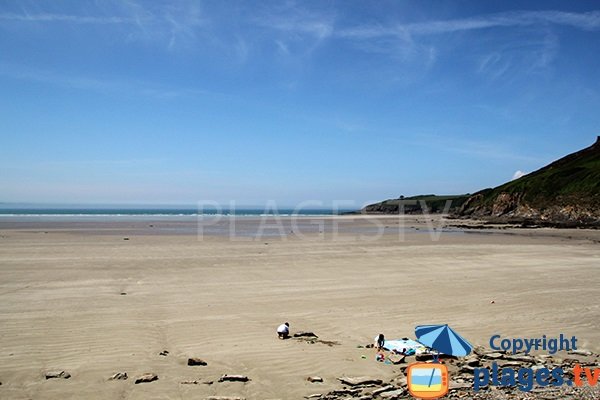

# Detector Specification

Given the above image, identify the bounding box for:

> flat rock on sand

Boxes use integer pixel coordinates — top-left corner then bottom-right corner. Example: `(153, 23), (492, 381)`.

(108, 372), (128, 380)
(188, 357), (208, 366)
(379, 388), (405, 398)
(134, 373), (158, 384)
(218, 374), (250, 383)
(337, 376), (382, 386)
(45, 371), (71, 380)
(370, 385), (395, 396)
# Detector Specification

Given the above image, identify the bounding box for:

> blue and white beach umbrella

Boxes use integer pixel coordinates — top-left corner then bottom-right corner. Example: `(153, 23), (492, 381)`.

(415, 324), (473, 357)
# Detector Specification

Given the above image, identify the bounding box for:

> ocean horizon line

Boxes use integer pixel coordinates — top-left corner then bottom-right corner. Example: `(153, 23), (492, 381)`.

(0, 207), (354, 217)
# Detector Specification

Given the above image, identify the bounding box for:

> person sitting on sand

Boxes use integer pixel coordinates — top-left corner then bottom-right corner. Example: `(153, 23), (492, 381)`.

(277, 322), (290, 339)
(376, 333), (385, 350)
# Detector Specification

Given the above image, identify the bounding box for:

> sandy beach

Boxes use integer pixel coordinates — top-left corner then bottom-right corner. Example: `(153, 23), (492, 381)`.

(0, 215), (599, 399)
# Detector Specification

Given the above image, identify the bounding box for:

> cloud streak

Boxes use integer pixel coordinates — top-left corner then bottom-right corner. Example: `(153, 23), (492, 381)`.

(0, 12), (131, 24)
(476, 31), (559, 81)
(0, 1), (207, 50)
(331, 10), (595, 78)
(336, 10), (600, 39)
(251, 2), (335, 39)
(0, 63), (221, 100)
(3, 7), (599, 57)
(1, 5), (599, 86)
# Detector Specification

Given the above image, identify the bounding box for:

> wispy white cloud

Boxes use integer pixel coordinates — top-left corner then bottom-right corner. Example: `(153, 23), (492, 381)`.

(0, 12), (130, 24)
(0, 1), (208, 50)
(444, 140), (543, 163)
(254, 6), (334, 39)
(233, 36), (250, 63)
(512, 170), (527, 180)
(1, 5), (598, 85)
(476, 31), (558, 81)
(160, 3), (206, 49)
(275, 40), (290, 56)
(0, 63), (220, 99)
(529, 32), (559, 71)
(335, 10), (599, 69)
(250, 3), (335, 59)
(402, 133), (545, 163)
(4, 7), (599, 48)
(336, 10), (600, 39)
(406, 10), (600, 34)
(332, 10), (600, 81)
(260, 16), (334, 39)
(528, 9), (600, 30)
(478, 52), (507, 78)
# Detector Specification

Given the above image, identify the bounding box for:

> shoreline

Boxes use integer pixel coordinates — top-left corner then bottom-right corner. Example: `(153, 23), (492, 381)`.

(1, 215), (599, 242)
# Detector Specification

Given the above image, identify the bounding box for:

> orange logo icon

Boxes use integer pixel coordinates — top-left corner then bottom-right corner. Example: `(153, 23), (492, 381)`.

(407, 362), (449, 399)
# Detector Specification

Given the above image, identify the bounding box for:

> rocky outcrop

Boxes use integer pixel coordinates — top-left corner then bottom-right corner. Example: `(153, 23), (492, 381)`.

(455, 137), (600, 227)
(458, 193), (600, 226)
(311, 347), (600, 399)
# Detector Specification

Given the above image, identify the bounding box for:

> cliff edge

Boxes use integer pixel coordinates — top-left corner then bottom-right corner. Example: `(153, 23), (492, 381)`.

(454, 137), (600, 227)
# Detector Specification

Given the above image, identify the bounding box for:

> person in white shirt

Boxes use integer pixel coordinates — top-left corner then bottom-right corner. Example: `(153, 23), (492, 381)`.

(277, 322), (290, 339)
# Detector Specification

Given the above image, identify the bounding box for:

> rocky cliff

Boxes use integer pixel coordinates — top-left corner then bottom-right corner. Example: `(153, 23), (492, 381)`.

(454, 137), (600, 227)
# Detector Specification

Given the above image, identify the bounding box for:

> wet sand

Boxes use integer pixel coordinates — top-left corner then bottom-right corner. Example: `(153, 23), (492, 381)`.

(0, 216), (598, 399)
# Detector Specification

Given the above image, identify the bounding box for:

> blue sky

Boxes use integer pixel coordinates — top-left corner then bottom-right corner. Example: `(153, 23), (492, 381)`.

(1, 1), (600, 206)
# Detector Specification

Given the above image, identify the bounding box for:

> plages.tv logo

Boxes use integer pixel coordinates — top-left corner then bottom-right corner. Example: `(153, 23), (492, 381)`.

(407, 362), (449, 399)
(406, 324), (473, 399)
(474, 334), (599, 392)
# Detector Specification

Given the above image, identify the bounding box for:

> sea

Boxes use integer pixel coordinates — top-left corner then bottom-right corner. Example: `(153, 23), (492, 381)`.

(0, 205), (458, 238)
(0, 208), (343, 216)
(0, 205), (365, 237)
(0, 206), (349, 218)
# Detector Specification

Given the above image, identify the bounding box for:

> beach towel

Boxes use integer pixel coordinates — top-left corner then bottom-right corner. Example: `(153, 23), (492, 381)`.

(375, 337), (429, 354)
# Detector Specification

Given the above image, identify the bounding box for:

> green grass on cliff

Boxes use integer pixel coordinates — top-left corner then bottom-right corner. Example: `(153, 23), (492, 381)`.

(475, 138), (600, 208)
(369, 194), (470, 213)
